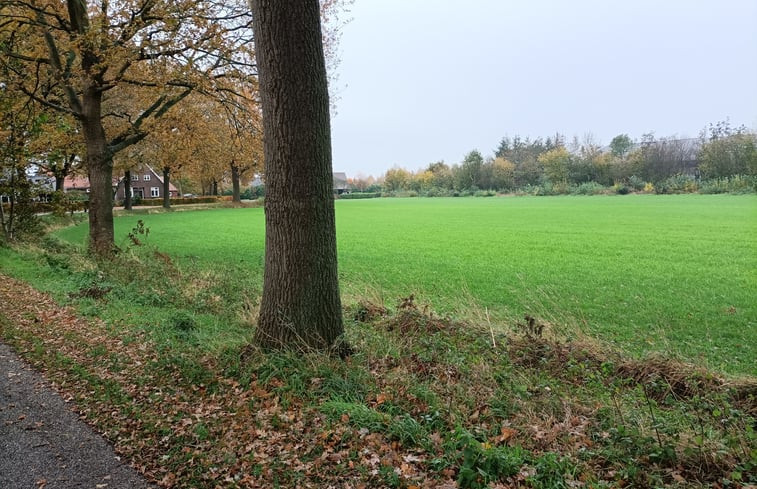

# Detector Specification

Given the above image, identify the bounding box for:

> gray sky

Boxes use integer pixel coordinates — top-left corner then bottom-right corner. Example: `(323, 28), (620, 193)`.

(329, 0), (757, 178)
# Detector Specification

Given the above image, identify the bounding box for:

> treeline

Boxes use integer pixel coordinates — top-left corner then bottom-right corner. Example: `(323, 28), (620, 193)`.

(352, 121), (756, 196)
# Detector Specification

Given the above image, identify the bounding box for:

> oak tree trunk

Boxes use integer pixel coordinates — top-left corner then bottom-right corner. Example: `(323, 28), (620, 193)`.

(124, 170), (132, 210)
(81, 87), (115, 255)
(231, 161), (241, 203)
(162, 167), (171, 209)
(250, 0), (344, 351)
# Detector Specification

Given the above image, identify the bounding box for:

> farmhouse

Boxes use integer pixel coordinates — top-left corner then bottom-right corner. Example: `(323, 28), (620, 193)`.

(63, 165), (179, 200)
(114, 165), (179, 200)
(333, 172), (349, 194)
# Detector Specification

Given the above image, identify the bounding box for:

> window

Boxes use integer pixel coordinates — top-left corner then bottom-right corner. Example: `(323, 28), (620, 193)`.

(131, 174), (139, 181)
(143, 174), (151, 181)
(150, 187), (160, 197)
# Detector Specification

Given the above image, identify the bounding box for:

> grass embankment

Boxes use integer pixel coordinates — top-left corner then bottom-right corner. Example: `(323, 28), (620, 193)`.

(0, 195), (754, 487)
(56, 194), (757, 374)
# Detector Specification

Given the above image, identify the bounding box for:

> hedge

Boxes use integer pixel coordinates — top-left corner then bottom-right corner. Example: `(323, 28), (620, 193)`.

(127, 196), (221, 206)
(338, 192), (382, 199)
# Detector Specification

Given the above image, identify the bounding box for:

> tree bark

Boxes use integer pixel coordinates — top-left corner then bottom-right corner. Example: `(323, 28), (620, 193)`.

(162, 167), (171, 209)
(250, 0), (344, 351)
(231, 160), (241, 203)
(81, 86), (115, 255)
(124, 170), (132, 210)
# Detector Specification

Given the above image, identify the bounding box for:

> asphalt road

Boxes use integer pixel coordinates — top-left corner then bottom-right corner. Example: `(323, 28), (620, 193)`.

(0, 342), (153, 489)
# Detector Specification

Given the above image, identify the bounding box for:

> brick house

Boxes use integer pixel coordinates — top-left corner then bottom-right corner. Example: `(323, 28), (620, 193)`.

(114, 165), (178, 200)
(63, 165), (178, 201)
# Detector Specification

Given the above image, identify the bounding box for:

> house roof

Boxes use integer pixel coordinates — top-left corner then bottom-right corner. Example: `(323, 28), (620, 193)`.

(63, 165), (178, 192)
(63, 175), (94, 189)
(142, 165), (179, 192)
(333, 172), (348, 189)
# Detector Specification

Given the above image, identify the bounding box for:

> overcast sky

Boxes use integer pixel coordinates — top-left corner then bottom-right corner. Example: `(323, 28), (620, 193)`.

(328, 0), (757, 178)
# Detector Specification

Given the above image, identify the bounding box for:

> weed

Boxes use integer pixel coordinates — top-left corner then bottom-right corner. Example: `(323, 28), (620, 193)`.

(528, 452), (577, 489)
(319, 400), (388, 432)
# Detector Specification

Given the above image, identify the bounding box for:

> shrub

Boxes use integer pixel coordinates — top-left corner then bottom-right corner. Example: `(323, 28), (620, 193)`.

(573, 181), (607, 195)
(135, 196), (220, 206)
(699, 175), (756, 194)
(655, 174), (698, 194)
(628, 175), (646, 191)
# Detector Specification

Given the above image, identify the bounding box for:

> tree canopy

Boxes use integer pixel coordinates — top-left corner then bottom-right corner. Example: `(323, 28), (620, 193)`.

(1, 0), (256, 253)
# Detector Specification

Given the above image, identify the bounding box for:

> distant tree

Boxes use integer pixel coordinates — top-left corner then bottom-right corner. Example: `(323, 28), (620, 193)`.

(456, 150), (484, 190)
(539, 147), (572, 184)
(250, 0), (344, 351)
(26, 113), (83, 192)
(698, 121), (757, 178)
(408, 170), (433, 192)
(383, 167), (411, 192)
(348, 174), (376, 192)
(426, 161), (454, 189)
(570, 134), (611, 185)
(609, 134), (634, 159)
(628, 133), (699, 183)
(489, 157), (516, 190)
(495, 135), (554, 186)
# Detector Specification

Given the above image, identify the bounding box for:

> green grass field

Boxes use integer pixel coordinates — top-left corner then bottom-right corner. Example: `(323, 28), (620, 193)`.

(55, 194), (756, 374)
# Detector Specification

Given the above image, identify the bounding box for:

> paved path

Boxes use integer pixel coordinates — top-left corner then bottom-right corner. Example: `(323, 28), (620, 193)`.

(0, 342), (153, 489)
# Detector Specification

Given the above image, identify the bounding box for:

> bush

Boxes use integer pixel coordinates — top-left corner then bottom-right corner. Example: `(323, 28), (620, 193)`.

(135, 196), (220, 206)
(573, 181), (607, 195)
(655, 174), (698, 194)
(628, 175), (646, 191)
(699, 175), (756, 194)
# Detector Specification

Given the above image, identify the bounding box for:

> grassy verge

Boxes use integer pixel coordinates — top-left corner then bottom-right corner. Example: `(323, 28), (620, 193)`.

(0, 235), (755, 488)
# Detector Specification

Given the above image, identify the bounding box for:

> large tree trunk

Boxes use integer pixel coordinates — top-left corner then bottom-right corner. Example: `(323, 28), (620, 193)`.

(162, 166), (171, 209)
(231, 160), (241, 203)
(250, 0), (344, 351)
(82, 87), (114, 256)
(123, 170), (132, 210)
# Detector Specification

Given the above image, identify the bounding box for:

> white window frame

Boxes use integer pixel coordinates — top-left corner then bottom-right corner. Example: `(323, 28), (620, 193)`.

(143, 174), (151, 181)
(150, 187), (160, 197)
(131, 174), (139, 181)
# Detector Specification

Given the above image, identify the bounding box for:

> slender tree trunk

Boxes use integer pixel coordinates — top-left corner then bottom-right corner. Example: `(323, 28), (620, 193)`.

(81, 87), (115, 256)
(54, 174), (65, 192)
(162, 166), (171, 209)
(231, 160), (241, 203)
(211, 179), (218, 196)
(124, 170), (132, 210)
(52, 155), (73, 191)
(250, 0), (344, 351)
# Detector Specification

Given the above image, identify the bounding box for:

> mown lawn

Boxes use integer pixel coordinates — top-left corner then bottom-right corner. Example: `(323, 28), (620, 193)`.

(54, 194), (756, 374)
